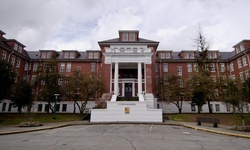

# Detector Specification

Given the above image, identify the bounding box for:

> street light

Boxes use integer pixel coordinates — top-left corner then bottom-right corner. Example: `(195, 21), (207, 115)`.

(53, 94), (59, 119)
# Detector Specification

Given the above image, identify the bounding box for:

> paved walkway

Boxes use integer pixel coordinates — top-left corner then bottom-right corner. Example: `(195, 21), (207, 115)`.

(0, 120), (249, 138)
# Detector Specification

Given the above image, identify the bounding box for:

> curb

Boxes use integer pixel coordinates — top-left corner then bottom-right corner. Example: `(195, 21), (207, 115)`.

(1, 122), (250, 138)
(183, 124), (250, 139)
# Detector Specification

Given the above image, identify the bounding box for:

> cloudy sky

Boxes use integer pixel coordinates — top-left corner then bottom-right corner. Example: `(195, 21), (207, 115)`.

(0, 0), (249, 52)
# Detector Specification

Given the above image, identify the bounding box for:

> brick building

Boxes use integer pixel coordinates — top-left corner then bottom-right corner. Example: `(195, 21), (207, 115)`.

(0, 30), (249, 113)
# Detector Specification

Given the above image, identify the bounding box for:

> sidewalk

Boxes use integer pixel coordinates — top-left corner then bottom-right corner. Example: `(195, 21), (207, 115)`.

(0, 120), (249, 138)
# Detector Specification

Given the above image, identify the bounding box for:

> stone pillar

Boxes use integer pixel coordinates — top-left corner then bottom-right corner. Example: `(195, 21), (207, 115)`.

(138, 62), (142, 95)
(114, 62), (119, 96)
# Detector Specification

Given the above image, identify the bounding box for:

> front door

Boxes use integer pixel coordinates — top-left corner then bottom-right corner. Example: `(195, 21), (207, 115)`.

(125, 83), (132, 97)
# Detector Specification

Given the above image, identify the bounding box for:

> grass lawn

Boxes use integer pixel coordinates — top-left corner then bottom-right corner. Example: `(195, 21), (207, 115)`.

(167, 113), (250, 126)
(0, 113), (84, 125)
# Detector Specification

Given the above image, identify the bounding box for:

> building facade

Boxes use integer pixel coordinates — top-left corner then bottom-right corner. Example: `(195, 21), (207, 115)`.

(0, 30), (250, 113)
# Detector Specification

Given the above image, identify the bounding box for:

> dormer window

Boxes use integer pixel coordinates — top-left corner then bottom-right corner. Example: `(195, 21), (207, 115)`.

(184, 53), (189, 58)
(129, 33), (135, 41)
(70, 52), (74, 58)
(190, 53), (194, 58)
(42, 52), (46, 58)
(160, 53), (165, 58)
(166, 52), (170, 58)
(122, 33), (128, 41)
(240, 43), (244, 51)
(17, 46), (22, 53)
(14, 43), (18, 50)
(88, 52), (99, 58)
(47, 52), (51, 58)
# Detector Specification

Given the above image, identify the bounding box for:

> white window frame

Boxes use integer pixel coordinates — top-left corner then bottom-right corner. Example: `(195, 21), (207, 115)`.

(11, 56), (16, 66)
(160, 53), (165, 58)
(220, 63), (225, 72)
(70, 52), (74, 58)
(66, 63), (71, 72)
(237, 58), (242, 68)
(88, 52), (93, 58)
(16, 57), (21, 68)
(2, 50), (7, 60)
(210, 63), (215, 72)
(242, 56), (247, 66)
(193, 63), (198, 72)
(239, 72), (244, 82)
(163, 63), (168, 72)
(189, 52), (194, 59)
(122, 33), (128, 41)
(42, 52), (46, 58)
(240, 43), (244, 51)
(184, 52), (189, 59)
(187, 63), (192, 72)
(58, 78), (63, 85)
(31, 75), (37, 85)
(245, 70), (249, 79)
(90, 63), (96, 72)
(17, 46), (22, 53)
(166, 52), (170, 58)
(230, 63), (234, 71)
(129, 33), (135, 41)
(177, 66), (182, 76)
(215, 104), (220, 112)
(33, 63), (38, 71)
(60, 63), (65, 72)
(178, 79), (183, 88)
(14, 43), (18, 50)
(94, 52), (98, 58)
(24, 61), (28, 71)
(64, 52), (69, 58)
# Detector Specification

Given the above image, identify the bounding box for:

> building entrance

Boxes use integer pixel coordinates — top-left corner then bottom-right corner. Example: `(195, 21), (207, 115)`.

(125, 83), (132, 97)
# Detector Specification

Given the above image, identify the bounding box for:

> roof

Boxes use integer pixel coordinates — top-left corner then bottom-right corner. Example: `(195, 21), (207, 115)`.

(3, 39), (26, 47)
(232, 39), (250, 47)
(98, 38), (159, 44)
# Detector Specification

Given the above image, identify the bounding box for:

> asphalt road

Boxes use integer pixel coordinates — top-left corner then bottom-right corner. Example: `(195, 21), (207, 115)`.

(0, 124), (249, 150)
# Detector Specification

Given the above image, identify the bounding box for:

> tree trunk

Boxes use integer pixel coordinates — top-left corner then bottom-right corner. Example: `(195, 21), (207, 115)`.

(198, 106), (201, 113)
(178, 108), (182, 114)
(207, 101), (213, 113)
(73, 101), (76, 114)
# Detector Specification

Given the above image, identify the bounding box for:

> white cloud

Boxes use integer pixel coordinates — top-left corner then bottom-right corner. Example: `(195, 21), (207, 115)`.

(0, 0), (249, 52)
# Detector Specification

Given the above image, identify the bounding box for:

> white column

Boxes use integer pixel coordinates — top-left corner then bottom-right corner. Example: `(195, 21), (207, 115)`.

(114, 62), (119, 96)
(138, 62), (142, 95)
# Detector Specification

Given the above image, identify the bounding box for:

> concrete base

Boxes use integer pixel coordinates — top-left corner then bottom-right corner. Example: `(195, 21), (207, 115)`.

(90, 101), (162, 122)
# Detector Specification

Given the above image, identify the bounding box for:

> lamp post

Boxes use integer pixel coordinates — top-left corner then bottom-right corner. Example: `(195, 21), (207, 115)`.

(53, 94), (59, 119)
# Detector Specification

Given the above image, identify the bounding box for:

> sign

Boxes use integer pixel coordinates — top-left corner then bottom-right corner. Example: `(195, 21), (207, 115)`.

(125, 107), (130, 114)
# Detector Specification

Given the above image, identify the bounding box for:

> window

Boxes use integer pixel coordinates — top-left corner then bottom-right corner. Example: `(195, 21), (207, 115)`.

(31, 75), (36, 85)
(90, 63), (96, 72)
(185, 52), (189, 58)
(190, 52), (194, 59)
(14, 43), (18, 50)
(66, 63), (71, 72)
(65, 76), (69, 85)
(33, 63), (38, 71)
(210, 104), (213, 112)
(240, 43), (244, 51)
(245, 70), (249, 79)
(212, 52), (217, 58)
(177, 66), (182, 76)
(210, 63), (215, 72)
(246, 105), (249, 112)
(205, 64), (209, 71)
(2, 103), (6, 111)
(236, 47), (240, 53)
(17, 46), (22, 53)
(191, 103), (196, 111)
(8, 103), (13, 112)
(156, 76), (159, 85)
(166, 52), (170, 58)
(237, 58), (242, 68)
(94, 52), (98, 58)
(16, 57), (21, 68)
(47, 52), (51, 58)
(187, 63), (192, 72)
(42, 52), (46, 58)
(10, 56), (15, 66)
(230, 63), (234, 71)
(70, 52), (74, 58)
(155, 63), (158, 72)
(226, 104), (231, 112)
(163, 63), (168, 72)
(44, 104), (49, 112)
(129, 33), (135, 41)
(24, 61), (28, 71)
(193, 63), (198, 72)
(220, 63), (225, 72)
(178, 79), (183, 88)
(160, 53), (165, 58)
(215, 104), (220, 112)
(242, 56), (247, 66)
(38, 104), (43, 112)
(88, 52), (93, 58)
(240, 72), (244, 82)
(58, 78), (63, 85)
(64, 52), (69, 58)
(62, 104), (67, 112)
(122, 33), (128, 41)
(60, 63), (65, 72)
(1, 50), (7, 60)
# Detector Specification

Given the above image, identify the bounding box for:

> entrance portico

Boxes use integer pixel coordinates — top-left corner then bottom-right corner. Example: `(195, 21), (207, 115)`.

(90, 30), (162, 122)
